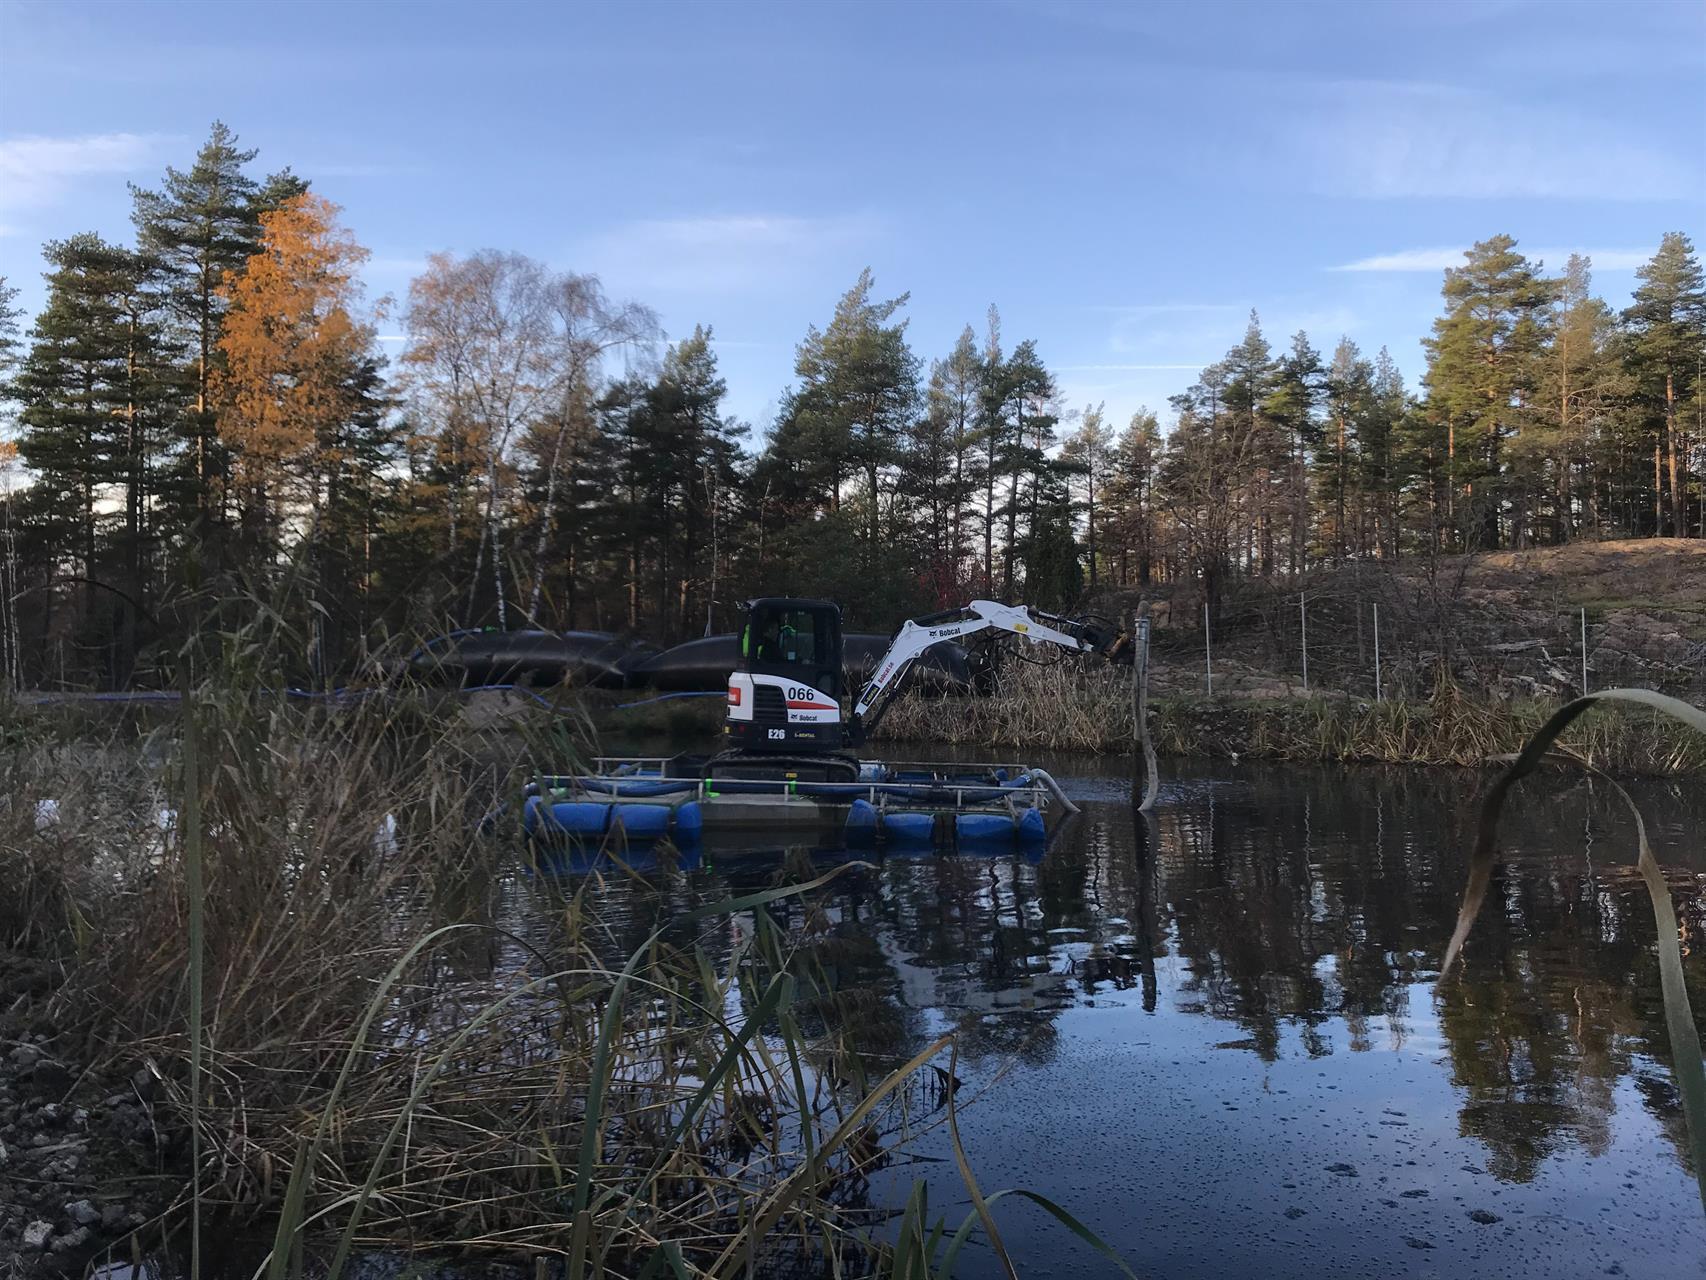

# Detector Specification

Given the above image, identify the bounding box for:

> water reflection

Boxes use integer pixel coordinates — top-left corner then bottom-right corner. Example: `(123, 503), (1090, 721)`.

(521, 760), (1706, 1278)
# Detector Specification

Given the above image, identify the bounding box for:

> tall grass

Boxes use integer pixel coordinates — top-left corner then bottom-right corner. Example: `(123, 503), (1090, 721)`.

(876, 659), (1706, 773)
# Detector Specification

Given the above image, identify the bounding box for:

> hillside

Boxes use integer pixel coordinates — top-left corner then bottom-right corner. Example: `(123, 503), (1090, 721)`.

(1128, 539), (1706, 702)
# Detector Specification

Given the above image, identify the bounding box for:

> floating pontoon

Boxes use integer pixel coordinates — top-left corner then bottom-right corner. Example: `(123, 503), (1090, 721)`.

(521, 755), (1077, 856)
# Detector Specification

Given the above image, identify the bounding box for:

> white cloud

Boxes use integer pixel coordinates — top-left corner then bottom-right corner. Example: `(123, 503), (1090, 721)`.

(0, 132), (170, 211)
(580, 213), (880, 294)
(1289, 81), (1694, 202)
(1333, 246), (1654, 273)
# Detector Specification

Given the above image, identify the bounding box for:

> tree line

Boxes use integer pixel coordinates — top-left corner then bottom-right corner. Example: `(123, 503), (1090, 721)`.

(0, 124), (1701, 688)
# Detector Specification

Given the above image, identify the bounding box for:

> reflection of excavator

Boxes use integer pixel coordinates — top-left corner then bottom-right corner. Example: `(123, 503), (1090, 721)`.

(717, 597), (1119, 780)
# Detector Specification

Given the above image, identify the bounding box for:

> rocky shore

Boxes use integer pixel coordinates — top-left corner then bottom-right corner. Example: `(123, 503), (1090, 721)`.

(1, 953), (169, 1273)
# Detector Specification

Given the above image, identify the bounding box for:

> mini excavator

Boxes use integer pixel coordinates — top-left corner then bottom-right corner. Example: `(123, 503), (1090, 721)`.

(714, 597), (1120, 781)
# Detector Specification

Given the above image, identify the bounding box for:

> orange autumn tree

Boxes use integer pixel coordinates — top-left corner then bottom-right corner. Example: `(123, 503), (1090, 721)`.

(214, 193), (380, 564)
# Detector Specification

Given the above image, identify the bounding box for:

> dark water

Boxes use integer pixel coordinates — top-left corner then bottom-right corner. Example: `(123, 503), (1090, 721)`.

(539, 756), (1706, 1279)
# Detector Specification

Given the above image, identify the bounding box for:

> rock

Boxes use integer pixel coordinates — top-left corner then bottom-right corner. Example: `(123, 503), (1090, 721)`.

(0, 1137), (8, 1165)
(129, 1066), (159, 1103)
(65, 1199), (100, 1226)
(1469, 1208), (1503, 1225)
(50, 1224), (91, 1252)
(9, 1043), (43, 1069)
(31, 1059), (73, 1093)
(100, 1203), (128, 1231)
(23, 1219), (53, 1249)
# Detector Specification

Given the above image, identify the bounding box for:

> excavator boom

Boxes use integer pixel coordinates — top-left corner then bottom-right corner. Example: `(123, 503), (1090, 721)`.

(849, 599), (1111, 743)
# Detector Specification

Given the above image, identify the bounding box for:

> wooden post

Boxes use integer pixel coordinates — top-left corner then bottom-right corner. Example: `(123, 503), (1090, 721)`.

(1134, 601), (1158, 811)
(1203, 600), (1213, 697)
(1299, 592), (1308, 693)
(1580, 606), (1589, 695)
(1373, 602), (1382, 701)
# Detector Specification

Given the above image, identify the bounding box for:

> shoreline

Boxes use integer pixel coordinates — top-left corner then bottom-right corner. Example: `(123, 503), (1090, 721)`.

(591, 682), (1706, 777)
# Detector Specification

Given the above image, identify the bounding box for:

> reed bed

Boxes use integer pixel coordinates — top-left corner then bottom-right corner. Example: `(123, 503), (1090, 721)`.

(876, 660), (1706, 774)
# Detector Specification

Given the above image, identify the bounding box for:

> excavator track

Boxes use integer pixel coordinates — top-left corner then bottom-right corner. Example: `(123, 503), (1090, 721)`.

(702, 748), (861, 784)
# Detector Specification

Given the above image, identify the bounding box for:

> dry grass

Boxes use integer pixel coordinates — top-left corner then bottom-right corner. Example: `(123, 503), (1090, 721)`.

(876, 658), (1706, 775)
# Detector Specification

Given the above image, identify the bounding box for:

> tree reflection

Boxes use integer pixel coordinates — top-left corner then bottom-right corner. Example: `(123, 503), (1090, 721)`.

(524, 765), (1706, 1190)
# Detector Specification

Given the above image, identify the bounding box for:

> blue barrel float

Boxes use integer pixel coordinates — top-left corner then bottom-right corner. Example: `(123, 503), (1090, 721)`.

(523, 779), (703, 851)
(843, 796), (1046, 851)
(521, 760), (1053, 859)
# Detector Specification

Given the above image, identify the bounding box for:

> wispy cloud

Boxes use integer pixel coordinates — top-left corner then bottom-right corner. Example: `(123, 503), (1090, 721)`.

(580, 213), (881, 294)
(1333, 246), (1654, 273)
(1289, 81), (1694, 201)
(0, 132), (172, 212)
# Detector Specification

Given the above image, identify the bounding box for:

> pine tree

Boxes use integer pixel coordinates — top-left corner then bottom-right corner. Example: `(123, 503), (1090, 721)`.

(0, 277), (22, 687)
(647, 326), (740, 634)
(993, 339), (1056, 596)
(1364, 349), (1406, 557)
(1108, 408), (1162, 585)
(132, 122), (304, 530)
(908, 357), (968, 603)
(1422, 236), (1556, 548)
(1318, 338), (1372, 563)
(791, 270), (919, 564)
(1623, 233), (1706, 538)
(1220, 313), (1278, 573)
(1266, 329), (1324, 572)
(8, 234), (177, 681)
(1061, 402), (1113, 588)
(912, 325), (984, 599)
(0, 276), (21, 375)
(1162, 364), (1246, 619)
(1537, 255), (1617, 541)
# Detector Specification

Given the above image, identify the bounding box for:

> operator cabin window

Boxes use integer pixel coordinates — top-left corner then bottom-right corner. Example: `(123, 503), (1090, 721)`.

(753, 607), (819, 663)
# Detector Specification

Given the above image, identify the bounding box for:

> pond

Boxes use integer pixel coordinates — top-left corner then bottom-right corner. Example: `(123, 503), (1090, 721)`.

(525, 753), (1706, 1279)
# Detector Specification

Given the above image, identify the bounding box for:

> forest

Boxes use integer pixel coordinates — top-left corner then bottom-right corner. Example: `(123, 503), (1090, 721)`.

(0, 123), (1701, 689)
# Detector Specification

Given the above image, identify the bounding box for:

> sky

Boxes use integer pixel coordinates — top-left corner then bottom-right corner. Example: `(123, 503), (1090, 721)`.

(1, 0), (1703, 439)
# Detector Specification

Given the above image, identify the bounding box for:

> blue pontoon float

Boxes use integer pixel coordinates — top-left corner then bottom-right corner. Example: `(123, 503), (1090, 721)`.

(522, 756), (1077, 855)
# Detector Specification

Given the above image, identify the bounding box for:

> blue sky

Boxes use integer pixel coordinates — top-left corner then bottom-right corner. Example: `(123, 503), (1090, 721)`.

(2, 0), (1702, 438)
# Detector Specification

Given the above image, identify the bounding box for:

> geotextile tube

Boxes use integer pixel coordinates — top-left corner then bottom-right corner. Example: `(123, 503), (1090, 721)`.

(625, 632), (972, 693)
(405, 630), (659, 688)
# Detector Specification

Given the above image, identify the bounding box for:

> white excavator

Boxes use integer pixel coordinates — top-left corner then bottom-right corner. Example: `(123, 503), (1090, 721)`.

(717, 596), (1119, 780)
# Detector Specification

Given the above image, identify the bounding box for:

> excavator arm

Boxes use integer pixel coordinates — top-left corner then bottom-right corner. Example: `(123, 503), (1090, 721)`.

(848, 599), (1113, 744)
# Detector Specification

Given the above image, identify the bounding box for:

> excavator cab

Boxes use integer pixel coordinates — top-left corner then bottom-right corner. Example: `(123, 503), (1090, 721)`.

(725, 598), (846, 753)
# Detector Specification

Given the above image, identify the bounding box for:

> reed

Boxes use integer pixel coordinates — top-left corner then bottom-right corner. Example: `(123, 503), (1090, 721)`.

(1442, 688), (1706, 1215)
(876, 660), (1706, 774)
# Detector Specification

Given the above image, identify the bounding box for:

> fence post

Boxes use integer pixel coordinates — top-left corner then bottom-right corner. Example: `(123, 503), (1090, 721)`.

(1580, 606), (1589, 695)
(1134, 601), (1158, 811)
(1299, 592), (1308, 694)
(1203, 600), (1213, 697)
(1373, 602), (1382, 701)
